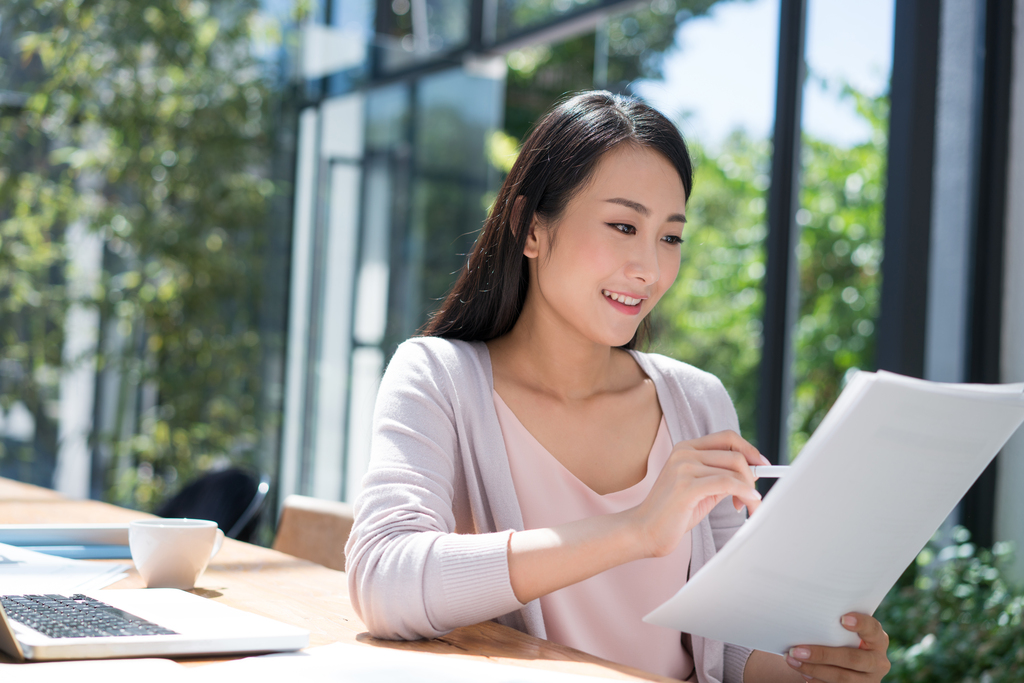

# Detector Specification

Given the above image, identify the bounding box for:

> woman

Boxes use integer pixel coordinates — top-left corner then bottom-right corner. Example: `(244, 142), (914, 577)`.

(345, 92), (890, 683)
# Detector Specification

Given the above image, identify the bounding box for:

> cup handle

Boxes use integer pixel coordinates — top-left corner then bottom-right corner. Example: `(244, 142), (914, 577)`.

(210, 528), (225, 560)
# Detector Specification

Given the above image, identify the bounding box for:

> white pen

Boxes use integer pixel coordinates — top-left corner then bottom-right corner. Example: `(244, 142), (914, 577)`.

(749, 465), (791, 478)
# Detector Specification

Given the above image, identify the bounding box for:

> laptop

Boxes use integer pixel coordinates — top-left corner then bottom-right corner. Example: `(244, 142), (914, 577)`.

(0, 589), (309, 662)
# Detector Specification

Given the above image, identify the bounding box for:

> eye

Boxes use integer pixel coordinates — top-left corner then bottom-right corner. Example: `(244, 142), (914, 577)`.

(662, 235), (684, 245)
(608, 223), (636, 235)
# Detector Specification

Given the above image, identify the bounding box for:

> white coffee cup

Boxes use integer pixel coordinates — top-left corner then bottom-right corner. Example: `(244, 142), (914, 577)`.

(129, 518), (224, 590)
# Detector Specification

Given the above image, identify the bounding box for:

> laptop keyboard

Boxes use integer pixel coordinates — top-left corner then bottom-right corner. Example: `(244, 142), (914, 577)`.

(0, 594), (179, 639)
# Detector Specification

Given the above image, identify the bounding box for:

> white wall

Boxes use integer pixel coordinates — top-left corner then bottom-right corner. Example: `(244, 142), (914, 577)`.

(994, 0), (1024, 583)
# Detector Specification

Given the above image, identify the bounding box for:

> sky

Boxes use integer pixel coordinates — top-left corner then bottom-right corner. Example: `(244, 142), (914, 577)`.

(635, 0), (896, 150)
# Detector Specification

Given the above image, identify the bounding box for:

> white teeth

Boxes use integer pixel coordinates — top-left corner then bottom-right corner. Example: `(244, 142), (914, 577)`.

(603, 290), (640, 306)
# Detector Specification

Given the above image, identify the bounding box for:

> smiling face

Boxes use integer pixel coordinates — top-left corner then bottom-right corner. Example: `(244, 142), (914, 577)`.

(521, 144), (687, 349)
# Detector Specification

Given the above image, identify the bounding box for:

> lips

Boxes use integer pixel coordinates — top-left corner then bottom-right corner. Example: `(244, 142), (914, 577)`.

(602, 289), (646, 317)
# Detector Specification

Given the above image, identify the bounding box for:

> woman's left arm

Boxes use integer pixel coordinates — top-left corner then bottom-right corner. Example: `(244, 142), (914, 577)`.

(743, 612), (891, 683)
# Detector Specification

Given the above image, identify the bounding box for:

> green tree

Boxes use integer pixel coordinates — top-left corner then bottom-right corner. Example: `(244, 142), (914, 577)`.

(788, 88), (888, 458)
(0, 0), (284, 508)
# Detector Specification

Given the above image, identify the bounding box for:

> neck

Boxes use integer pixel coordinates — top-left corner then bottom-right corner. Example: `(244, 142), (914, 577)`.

(488, 304), (626, 401)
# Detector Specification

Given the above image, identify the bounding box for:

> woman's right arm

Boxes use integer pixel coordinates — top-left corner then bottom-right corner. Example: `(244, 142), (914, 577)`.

(508, 430), (765, 604)
(345, 342), (525, 640)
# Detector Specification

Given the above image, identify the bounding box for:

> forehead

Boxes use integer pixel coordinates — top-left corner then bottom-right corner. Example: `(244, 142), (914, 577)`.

(582, 145), (688, 206)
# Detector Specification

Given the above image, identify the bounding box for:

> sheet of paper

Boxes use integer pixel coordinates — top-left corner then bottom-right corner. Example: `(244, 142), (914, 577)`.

(0, 658), (184, 683)
(0, 542), (128, 593)
(644, 371), (1024, 655)
(191, 642), (627, 683)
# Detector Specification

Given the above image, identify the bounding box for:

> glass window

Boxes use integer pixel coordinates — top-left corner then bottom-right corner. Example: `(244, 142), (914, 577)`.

(376, 0), (472, 72)
(302, 0), (373, 81)
(788, 0), (894, 458)
(384, 69), (504, 350)
(493, 0), (603, 41)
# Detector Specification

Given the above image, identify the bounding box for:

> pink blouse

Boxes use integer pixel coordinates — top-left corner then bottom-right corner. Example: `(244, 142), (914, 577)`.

(493, 391), (695, 681)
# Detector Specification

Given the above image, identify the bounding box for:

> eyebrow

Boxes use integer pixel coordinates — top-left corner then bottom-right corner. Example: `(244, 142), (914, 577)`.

(604, 197), (687, 224)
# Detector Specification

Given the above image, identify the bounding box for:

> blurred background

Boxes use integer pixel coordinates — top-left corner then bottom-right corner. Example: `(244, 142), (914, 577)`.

(1, 0), (1023, 676)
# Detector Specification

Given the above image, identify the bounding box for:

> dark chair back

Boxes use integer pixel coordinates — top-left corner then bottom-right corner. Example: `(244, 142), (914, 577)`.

(156, 468), (270, 543)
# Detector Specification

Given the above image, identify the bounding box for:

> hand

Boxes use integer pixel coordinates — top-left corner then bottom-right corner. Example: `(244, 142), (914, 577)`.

(784, 613), (891, 682)
(628, 430), (766, 558)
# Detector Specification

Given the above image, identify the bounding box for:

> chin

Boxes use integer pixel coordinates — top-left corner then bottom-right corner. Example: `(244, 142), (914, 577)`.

(601, 327), (641, 349)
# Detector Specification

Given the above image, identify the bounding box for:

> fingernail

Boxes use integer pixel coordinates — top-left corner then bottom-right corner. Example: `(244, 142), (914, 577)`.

(751, 489), (762, 500)
(785, 656), (801, 668)
(789, 647), (811, 660)
(841, 615), (857, 627)
(802, 675), (813, 681)
(759, 453), (771, 466)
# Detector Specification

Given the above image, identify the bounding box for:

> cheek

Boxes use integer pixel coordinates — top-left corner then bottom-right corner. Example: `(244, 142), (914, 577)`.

(660, 249), (682, 288)
(649, 250), (682, 306)
(551, 237), (617, 281)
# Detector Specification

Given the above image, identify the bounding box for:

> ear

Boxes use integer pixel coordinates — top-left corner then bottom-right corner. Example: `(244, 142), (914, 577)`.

(523, 211), (543, 259)
(510, 195), (542, 259)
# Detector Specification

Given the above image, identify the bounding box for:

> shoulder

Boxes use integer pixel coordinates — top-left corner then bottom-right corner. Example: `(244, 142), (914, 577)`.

(386, 337), (486, 380)
(630, 350), (729, 398)
(380, 337), (492, 409)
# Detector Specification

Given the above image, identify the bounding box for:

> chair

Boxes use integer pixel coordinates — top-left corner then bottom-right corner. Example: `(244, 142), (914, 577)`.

(155, 468), (270, 544)
(272, 495), (354, 572)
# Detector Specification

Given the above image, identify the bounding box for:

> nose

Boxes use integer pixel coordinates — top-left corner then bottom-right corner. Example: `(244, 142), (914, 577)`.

(624, 239), (660, 285)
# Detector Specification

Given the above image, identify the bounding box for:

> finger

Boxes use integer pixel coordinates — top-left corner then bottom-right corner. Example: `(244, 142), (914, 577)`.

(734, 493), (757, 515)
(683, 458), (759, 495)
(784, 658), (860, 683)
(841, 613), (889, 651)
(672, 448), (759, 487)
(683, 430), (769, 466)
(685, 469), (762, 512)
(786, 643), (878, 675)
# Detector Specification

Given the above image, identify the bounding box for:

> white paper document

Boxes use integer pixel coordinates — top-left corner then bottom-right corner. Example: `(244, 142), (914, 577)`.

(644, 371), (1024, 655)
(190, 642), (626, 683)
(0, 542), (128, 593)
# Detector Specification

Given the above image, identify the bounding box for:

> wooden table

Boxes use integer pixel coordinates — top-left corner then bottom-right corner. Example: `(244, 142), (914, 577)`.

(0, 478), (673, 681)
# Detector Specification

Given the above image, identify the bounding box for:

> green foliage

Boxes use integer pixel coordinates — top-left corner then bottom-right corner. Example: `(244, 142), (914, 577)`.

(0, 0), (280, 508)
(788, 88), (888, 458)
(877, 528), (1024, 682)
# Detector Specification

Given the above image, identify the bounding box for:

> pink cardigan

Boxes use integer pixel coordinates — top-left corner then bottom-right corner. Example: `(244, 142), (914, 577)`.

(345, 337), (753, 683)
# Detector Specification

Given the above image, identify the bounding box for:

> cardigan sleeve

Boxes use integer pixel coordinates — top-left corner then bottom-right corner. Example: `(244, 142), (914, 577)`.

(344, 340), (525, 640)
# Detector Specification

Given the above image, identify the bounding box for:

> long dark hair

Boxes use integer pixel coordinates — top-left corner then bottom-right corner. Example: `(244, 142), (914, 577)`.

(423, 91), (693, 349)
